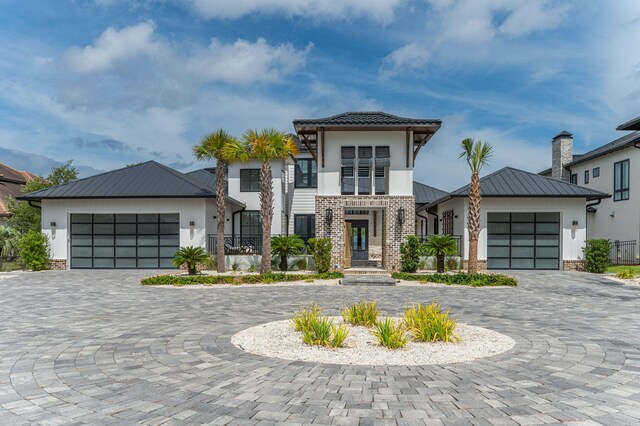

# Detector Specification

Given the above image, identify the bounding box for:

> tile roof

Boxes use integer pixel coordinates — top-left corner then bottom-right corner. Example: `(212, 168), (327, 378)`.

(293, 111), (441, 128)
(0, 162), (35, 217)
(413, 181), (448, 206)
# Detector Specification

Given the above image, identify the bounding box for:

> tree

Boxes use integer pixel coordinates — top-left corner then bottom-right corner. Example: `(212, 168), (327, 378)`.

(424, 235), (458, 273)
(241, 129), (298, 273)
(48, 160), (78, 186)
(193, 129), (241, 273)
(172, 246), (209, 275)
(271, 234), (304, 272)
(0, 226), (21, 269)
(400, 235), (425, 273)
(459, 138), (493, 273)
(18, 231), (49, 271)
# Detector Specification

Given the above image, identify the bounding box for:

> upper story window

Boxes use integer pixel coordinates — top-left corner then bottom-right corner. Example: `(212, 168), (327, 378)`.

(375, 146), (390, 195)
(341, 147), (356, 195)
(240, 169), (260, 192)
(584, 170), (589, 184)
(593, 167), (600, 178)
(341, 145), (390, 195)
(614, 159), (630, 201)
(570, 173), (577, 184)
(295, 159), (317, 188)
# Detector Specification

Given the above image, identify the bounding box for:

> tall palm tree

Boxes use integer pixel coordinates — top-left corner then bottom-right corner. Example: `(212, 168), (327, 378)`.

(459, 138), (493, 274)
(241, 129), (299, 273)
(193, 129), (239, 273)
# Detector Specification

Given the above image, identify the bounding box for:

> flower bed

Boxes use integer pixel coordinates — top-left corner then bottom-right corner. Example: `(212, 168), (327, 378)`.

(141, 271), (343, 286)
(392, 272), (517, 287)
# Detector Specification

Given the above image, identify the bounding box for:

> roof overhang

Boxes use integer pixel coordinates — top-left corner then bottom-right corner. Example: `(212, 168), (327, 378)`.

(617, 116), (640, 131)
(17, 194), (246, 208)
(419, 193), (612, 212)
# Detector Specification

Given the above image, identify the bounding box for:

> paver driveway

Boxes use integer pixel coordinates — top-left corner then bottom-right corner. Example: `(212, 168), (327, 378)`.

(1, 270), (640, 425)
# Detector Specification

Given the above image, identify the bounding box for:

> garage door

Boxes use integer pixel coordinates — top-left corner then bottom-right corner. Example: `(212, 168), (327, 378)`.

(70, 213), (179, 269)
(487, 212), (560, 270)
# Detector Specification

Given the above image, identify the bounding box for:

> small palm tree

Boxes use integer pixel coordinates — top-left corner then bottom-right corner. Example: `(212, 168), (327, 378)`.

(0, 226), (20, 269)
(424, 235), (459, 273)
(272, 234), (304, 272)
(193, 129), (241, 273)
(172, 246), (209, 275)
(459, 138), (493, 273)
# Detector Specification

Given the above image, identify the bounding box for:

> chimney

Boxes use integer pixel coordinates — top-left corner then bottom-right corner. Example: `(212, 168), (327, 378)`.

(551, 130), (573, 181)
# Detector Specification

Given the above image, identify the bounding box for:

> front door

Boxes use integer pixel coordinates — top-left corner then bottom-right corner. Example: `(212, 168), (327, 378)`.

(348, 220), (368, 261)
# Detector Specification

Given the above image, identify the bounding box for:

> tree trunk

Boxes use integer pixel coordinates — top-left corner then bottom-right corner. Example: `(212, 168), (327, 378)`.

(280, 255), (288, 272)
(187, 263), (196, 275)
(467, 171), (481, 274)
(215, 162), (227, 273)
(436, 254), (445, 273)
(260, 162), (274, 274)
(468, 239), (478, 274)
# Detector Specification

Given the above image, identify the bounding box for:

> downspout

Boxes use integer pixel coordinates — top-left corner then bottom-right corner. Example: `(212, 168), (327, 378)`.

(416, 210), (429, 238)
(232, 207), (245, 240)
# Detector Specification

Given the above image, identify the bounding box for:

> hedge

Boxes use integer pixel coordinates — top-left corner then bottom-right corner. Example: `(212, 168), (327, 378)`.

(391, 272), (517, 287)
(141, 272), (344, 286)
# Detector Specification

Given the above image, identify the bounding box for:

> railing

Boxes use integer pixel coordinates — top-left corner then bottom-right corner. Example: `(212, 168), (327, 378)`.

(208, 235), (262, 255)
(610, 240), (639, 265)
(420, 234), (463, 257)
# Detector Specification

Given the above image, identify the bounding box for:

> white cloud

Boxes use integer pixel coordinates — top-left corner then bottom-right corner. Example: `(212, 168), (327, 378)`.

(187, 38), (313, 84)
(499, 1), (570, 37)
(191, 0), (405, 22)
(63, 21), (168, 73)
(380, 43), (430, 76)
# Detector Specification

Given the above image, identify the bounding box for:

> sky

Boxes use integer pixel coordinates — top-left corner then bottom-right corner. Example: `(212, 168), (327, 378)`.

(0, 0), (639, 190)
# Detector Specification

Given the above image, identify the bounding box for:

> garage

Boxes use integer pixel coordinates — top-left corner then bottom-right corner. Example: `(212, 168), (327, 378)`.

(70, 213), (179, 269)
(487, 212), (560, 270)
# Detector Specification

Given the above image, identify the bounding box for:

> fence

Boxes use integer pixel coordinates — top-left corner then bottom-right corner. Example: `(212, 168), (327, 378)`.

(610, 240), (638, 265)
(208, 235), (262, 255)
(419, 235), (464, 257)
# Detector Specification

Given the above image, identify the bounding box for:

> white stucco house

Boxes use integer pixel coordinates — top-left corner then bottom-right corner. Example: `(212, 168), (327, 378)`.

(20, 111), (609, 271)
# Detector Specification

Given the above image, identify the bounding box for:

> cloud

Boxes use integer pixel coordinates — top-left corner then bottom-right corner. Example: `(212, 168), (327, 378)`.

(188, 38), (313, 84)
(380, 43), (430, 76)
(191, 0), (406, 22)
(72, 137), (131, 152)
(0, 146), (104, 178)
(499, 1), (570, 37)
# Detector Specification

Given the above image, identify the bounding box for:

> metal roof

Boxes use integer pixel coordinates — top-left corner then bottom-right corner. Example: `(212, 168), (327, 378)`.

(565, 131), (640, 167)
(423, 166), (610, 209)
(184, 168), (244, 207)
(19, 161), (244, 205)
(617, 115), (640, 131)
(413, 181), (448, 205)
(293, 111), (441, 129)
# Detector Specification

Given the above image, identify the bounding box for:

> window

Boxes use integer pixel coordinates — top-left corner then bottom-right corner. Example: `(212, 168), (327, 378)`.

(570, 173), (577, 184)
(295, 159), (317, 188)
(442, 210), (454, 235)
(584, 170), (589, 184)
(294, 214), (315, 243)
(614, 159), (630, 201)
(240, 211), (261, 237)
(358, 166), (371, 195)
(375, 146), (390, 195)
(240, 169), (260, 192)
(341, 166), (355, 194)
(345, 210), (369, 215)
(593, 167), (600, 178)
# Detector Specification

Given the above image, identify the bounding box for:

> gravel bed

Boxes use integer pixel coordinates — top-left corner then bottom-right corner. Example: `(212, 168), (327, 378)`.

(156, 279), (340, 288)
(232, 317), (515, 365)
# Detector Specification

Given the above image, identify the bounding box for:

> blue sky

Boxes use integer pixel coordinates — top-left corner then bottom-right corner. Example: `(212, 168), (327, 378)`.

(0, 0), (639, 190)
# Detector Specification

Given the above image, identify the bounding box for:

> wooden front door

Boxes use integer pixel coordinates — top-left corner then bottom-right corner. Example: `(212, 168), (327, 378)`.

(347, 220), (368, 261)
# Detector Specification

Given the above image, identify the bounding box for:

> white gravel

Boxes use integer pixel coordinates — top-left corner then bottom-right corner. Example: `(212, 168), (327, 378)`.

(232, 317), (515, 366)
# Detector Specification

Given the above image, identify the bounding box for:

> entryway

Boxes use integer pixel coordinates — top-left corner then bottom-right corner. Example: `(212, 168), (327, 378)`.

(347, 220), (368, 261)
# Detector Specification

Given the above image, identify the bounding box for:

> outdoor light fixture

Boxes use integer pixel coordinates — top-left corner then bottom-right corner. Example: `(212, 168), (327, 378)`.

(397, 208), (405, 226)
(326, 208), (333, 226)
(50, 221), (56, 227)
(610, 211), (615, 218)
(572, 220), (578, 226)
(189, 220), (195, 226)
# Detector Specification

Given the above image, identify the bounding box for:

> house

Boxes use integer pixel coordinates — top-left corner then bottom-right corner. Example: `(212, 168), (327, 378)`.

(0, 162), (35, 224)
(540, 117), (640, 263)
(19, 111), (609, 271)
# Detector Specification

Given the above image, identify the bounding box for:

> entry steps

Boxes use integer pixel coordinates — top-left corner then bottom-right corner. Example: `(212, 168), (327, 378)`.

(341, 275), (397, 286)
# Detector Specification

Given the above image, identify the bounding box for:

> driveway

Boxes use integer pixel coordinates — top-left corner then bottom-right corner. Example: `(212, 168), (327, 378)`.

(0, 270), (639, 425)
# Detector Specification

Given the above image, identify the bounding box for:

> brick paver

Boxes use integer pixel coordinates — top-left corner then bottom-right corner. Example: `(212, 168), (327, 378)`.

(0, 270), (639, 425)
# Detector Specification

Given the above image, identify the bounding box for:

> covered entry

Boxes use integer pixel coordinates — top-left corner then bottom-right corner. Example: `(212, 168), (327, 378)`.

(487, 212), (560, 270)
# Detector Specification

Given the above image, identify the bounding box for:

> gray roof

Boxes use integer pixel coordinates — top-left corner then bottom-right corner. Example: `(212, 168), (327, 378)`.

(413, 181), (448, 206)
(293, 112), (441, 129)
(423, 167), (609, 209)
(566, 131), (640, 167)
(19, 161), (244, 206)
(617, 115), (640, 131)
(184, 168), (216, 189)
(538, 154), (583, 176)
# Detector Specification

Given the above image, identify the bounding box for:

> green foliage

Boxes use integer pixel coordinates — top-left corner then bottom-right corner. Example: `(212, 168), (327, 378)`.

(424, 235), (458, 273)
(272, 234), (304, 271)
(607, 265), (640, 274)
(302, 316), (333, 346)
(446, 257), (461, 271)
(403, 303), (459, 343)
(616, 269), (637, 279)
(459, 139), (493, 172)
(171, 246), (209, 275)
(341, 301), (379, 327)
(18, 231), (49, 271)
(47, 160), (79, 186)
(307, 237), (332, 273)
(583, 239), (611, 273)
(141, 272), (344, 286)
(0, 226), (21, 258)
(330, 324), (349, 348)
(203, 254), (217, 270)
(232, 262), (240, 271)
(400, 235), (425, 273)
(372, 318), (409, 349)
(293, 257), (307, 271)
(248, 264), (256, 273)
(391, 272), (517, 287)
(292, 304), (322, 332)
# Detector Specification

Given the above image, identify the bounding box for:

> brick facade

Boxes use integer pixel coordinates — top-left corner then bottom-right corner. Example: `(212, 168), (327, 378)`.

(315, 195), (415, 272)
(563, 260), (586, 271)
(49, 259), (67, 270)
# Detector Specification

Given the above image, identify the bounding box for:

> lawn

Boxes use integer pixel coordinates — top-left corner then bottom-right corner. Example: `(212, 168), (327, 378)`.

(607, 265), (640, 274)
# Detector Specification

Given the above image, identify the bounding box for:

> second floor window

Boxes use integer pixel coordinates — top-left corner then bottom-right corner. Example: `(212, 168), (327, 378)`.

(240, 169), (260, 192)
(341, 166), (355, 195)
(295, 159), (317, 188)
(358, 166), (371, 195)
(584, 170), (589, 184)
(614, 159), (630, 201)
(570, 173), (577, 184)
(593, 167), (600, 178)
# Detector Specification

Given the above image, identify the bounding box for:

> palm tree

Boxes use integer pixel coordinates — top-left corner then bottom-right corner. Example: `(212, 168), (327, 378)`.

(459, 138), (493, 273)
(0, 226), (20, 269)
(271, 234), (304, 271)
(242, 129), (299, 273)
(172, 246), (209, 275)
(193, 129), (240, 273)
(424, 235), (458, 273)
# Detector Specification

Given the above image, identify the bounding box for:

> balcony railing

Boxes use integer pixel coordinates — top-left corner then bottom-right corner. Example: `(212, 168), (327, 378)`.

(208, 235), (262, 255)
(610, 240), (639, 265)
(419, 235), (463, 257)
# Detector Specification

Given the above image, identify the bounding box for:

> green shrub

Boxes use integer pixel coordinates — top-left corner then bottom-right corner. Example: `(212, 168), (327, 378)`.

(424, 235), (458, 273)
(331, 324), (350, 348)
(294, 257), (307, 271)
(141, 272), (344, 286)
(446, 257), (460, 271)
(231, 262), (240, 272)
(203, 254), (217, 270)
(403, 303), (459, 343)
(372, 318), (409, 349)
(248, 264), (256, 273)
(18, 231), (49, 271)
(272, 234), (304, 271)
(302, 315), (333, 346)
(400, 235), (424, 273)
(172, 246), (208, 274)
(583, 239), (611, 273)
(307, 238), (332, 273)
(341, 301), (379, 327)
(391, 272), (517, 287)
(616, 269), (637, 279)
(292, 304), (322, 332)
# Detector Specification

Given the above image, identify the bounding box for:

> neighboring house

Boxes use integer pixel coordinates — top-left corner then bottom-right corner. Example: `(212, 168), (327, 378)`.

(540, 117), (640, 262)
(0, 162), (35, 224)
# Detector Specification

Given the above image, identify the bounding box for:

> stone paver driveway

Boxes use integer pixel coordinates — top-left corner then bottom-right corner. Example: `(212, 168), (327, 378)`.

(1, 270), (640, 425)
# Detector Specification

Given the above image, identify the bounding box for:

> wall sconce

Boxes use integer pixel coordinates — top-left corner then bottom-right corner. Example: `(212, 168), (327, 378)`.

(325, 208), (333, 227)
(572, 220), (578, 226)
(50, 221), (56, 227)
(454, 215), (458, 219)
(397, 208), (405, 226)
(610, 211), (615, 218)
(189, 220), (195, 227)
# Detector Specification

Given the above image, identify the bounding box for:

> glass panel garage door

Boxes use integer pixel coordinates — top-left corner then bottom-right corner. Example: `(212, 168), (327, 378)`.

(70, 213), (179, 269)
(487, 212), (560, 270)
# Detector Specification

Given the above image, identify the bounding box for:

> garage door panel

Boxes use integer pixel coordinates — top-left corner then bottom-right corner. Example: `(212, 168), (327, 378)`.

(511, 235), (534, 246)
(535, 259), (559, 269)
(536, 247), (558, 258)
(488, 222), (509, 233)
(512, 212), (535, 222)
(511, 258), (534, 269)
(511, 247), (534, 258)
(116, 258), (137, 268)
(536, 235), (559, 246)
(71, 258), (92, 268)
(511, 223), (534, 234)
(488, 258), (509, 269)
(487, 246), (509, 257)
(536, 223), (559, 234)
